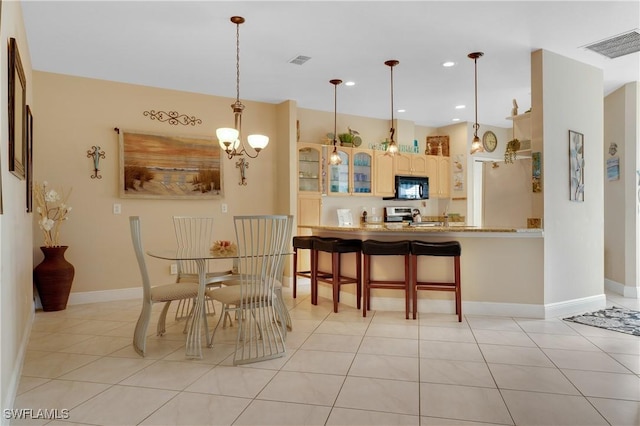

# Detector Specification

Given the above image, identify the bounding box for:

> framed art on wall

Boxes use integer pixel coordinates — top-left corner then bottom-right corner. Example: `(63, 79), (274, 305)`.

(569, 130), (584, 202)
(26, 105), (33, 212)
(8, 37), (26, 180)
(118, 129), (223, 199)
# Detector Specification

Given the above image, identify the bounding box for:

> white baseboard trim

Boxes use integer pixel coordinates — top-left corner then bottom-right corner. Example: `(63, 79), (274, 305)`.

(317, 288), (610, 319)
(605, 279), (639, 299)
(68, 287), (142, 305)
(67, 278), (296, 306)
(544, 294), (606, 318)
(3, 308), (35, 425)
(604, 279), (625, 295)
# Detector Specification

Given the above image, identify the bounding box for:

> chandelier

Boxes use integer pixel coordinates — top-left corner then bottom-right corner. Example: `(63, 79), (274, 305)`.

(216, 16), (268, 171)
(385, 60), (400, 156)
(468, 52), (484, 155)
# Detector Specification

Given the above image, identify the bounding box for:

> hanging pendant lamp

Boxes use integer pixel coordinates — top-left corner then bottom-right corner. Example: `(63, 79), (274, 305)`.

(468, 52), (484, 155)
(385, 60), (400, 156)
(329, 79), (343, 165)
(216, 16), (268, 160)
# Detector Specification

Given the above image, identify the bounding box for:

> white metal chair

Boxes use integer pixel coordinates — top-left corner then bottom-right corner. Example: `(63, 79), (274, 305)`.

(208, 215), (293, 365)
(171, 216), (234, 325)
(129, 216), (214, 357)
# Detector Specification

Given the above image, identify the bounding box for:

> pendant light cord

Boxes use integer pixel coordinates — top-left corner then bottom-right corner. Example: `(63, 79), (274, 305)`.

(473, 56), (479, 138)
(334, 83), (338, 144)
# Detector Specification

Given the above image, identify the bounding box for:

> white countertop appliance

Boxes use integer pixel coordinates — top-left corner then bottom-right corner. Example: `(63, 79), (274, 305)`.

(384, 206), (414, 223)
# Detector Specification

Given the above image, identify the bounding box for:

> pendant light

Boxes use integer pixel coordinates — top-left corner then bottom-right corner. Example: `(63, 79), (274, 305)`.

(385, 60), (400, 156)
(468, 52), (484, 155)
(329, 79), (343, 165)
(216, 16), (268, 160)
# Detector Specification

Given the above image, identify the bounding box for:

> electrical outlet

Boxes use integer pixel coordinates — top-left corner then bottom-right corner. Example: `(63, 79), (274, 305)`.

(170, 263), (178, 275)
(113, 203), (121, 214)
(221, 203), (228, 213)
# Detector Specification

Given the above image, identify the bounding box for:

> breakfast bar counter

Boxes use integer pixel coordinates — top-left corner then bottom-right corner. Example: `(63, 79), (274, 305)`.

(306, 224), (543, 236)
(304, 224), (547, 318)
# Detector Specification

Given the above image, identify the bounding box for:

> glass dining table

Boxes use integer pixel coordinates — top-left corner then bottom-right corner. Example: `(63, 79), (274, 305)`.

(146, 247), (291, 360)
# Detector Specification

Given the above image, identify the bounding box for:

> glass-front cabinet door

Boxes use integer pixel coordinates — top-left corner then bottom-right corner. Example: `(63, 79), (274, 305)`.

(328, 149), (350, 195)
(351, 149), (372, 195)
(297, 144), (322, 193)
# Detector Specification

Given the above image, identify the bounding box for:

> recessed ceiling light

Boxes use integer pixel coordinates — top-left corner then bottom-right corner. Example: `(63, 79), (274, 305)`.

(442, 61), (456, 67)
(345, 81), (355, 86)
(455, 105), (466, 109)
(452, 118), (460, 122)
(397, 109), (406, 113)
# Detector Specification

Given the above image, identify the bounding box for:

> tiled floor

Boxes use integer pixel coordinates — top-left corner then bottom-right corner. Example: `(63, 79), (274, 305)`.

(14, 286), (640, 425)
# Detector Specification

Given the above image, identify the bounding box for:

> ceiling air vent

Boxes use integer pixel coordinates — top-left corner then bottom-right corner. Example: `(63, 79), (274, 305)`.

(288, 55), (311, 65)
(584, 29), (640, 59)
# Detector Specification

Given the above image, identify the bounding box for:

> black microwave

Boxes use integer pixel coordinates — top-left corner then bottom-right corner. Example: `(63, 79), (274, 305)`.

(395, 175), (429, 200)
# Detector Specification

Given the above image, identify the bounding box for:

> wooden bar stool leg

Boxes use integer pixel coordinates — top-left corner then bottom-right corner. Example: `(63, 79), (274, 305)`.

(332, 252), (340, 313)
(455, 256), (461, 322)
(404, 254), (410, 319)
(293, 248), (298, 299)
(356, 250), (362, 310)
(311, 249), (318, 305)
(411, 254), (418, 319)
(363, 254), (370, 317)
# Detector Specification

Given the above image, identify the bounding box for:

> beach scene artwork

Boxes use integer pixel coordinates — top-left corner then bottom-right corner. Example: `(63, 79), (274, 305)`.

(119, 130), (222, 199)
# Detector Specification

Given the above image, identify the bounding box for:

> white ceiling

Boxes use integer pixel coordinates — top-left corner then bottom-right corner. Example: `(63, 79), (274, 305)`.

(22, 1), (640, 129)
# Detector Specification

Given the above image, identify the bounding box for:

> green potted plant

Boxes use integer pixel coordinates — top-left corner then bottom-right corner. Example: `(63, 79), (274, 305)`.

(338, 133), (353, 146)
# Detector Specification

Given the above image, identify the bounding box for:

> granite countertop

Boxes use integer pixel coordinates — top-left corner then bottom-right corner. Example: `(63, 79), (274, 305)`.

(307, 224), (542, 234)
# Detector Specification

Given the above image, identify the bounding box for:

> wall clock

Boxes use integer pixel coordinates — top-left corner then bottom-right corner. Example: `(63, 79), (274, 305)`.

(482, 131), (497, 153)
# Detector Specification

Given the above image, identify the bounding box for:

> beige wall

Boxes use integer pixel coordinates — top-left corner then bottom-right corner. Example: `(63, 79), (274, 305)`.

(32, 71), (285, 297)
(1, 0), (34, 414)
(533, 49), (605, 305)
(604, 82), (639, 297)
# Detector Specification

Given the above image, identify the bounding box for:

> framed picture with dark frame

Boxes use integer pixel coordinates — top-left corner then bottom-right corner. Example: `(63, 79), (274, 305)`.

(8, 37), (26, 180)
(26, 105), (33, 212)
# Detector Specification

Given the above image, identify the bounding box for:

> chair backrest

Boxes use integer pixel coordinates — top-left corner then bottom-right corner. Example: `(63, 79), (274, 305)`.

(129, 216), (151, 301)
(233, 215), (293, 303)
(173, 216), (216, 276)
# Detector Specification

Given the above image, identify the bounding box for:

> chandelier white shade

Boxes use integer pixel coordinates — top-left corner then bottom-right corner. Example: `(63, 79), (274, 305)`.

(215, 16), (268, 160)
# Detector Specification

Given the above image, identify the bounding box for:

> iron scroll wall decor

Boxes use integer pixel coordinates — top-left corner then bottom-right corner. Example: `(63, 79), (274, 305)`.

(143, 110), (203, 126)
(87, 146), (106, 179)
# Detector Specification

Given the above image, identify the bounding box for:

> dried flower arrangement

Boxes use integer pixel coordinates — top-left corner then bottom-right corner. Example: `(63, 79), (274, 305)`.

(34, 181), (72, 247)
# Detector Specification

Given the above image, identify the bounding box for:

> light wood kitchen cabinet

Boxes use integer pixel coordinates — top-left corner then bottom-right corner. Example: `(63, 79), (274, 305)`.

(296, 193), (321, 272)
(350, 148), (373, 196)
(326, 147), (373, 196)
(297, 144), (323, 194)
(298, 194), (322, 227)
(373, 150), (395, 197)
(425, 155), (451, 198)
(394, 153), (428, 176)
(327, 148), (351, 196)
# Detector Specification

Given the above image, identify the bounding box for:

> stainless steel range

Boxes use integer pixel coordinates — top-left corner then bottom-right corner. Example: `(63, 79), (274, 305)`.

(384, 206), (414, 223)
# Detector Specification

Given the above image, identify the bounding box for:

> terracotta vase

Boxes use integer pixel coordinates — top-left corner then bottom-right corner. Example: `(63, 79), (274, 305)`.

(33, 246), (75, 311)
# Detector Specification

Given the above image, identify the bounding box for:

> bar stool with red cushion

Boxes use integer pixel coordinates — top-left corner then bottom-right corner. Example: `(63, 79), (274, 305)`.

(292, 236), (317, 299)
(410, 240), (462, 322)
(312, 238), (362, 312)
(362, 240), (412, 319)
